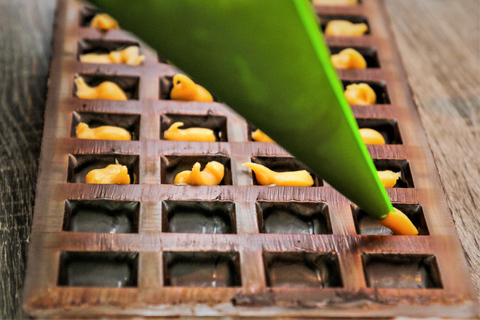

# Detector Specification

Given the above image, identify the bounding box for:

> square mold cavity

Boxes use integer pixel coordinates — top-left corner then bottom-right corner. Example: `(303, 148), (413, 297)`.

(342, 80), (390, 104)
(159, 75), (216, 101)
(164, 252), (241, 287)
(264, 252), (342, 288)
(58, 251), (138, 287)
(77, 39), (140, 61)
(160, 113), (228, 142)
(352, 203), (428, 236)
(257, 202), (331, 235)
(362, 254), (442, 289)
(163, 200), (236, 234)
(67, 154), (139, 184)
(374, 159), (414, 188)
(330, 46), (380, 68)
(74, 74), (140, 100)
(71, 111), (140, 140)
(161, 155), (232, 185)
(318, 14), (370, 34)
(63, 200), (139, 233)
(250, 157), (322, 186)
(356, 118), (402, 144)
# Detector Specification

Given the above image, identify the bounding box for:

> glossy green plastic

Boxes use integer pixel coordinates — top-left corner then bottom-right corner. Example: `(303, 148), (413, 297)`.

(88, 0), (393, 220)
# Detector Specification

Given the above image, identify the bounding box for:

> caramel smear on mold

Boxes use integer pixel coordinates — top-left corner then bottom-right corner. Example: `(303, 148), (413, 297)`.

(344, 83), (376, 105)
(90, 13), (119, 31)
(359, 128), (385, 145)
(243, 162), (314, 187)
(325, 20), (368, 36)
(75, 76), (127, 100)
(170, 74), (213, 102)
(80, 46), (145, 66)
(174, 161), (224, 185)
(331, 48), (367, 69)
(251, 129), (275, 143)
(85, 164), (131, 184)
(76, 122), (132, 141)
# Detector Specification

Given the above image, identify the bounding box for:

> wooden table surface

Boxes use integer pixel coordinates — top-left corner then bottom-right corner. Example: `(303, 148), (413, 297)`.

(0, 0), (478, 318)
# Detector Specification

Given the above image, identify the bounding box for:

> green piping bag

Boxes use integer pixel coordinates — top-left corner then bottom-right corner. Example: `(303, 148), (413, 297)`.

(87, 0), (417, 235)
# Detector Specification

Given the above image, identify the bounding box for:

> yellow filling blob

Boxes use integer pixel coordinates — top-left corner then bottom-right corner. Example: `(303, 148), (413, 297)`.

(90, 13), (119, 31)
(80, 46), (145, 66)
(174, 161), (224, 185)
(243, 162), (314, 187)
(331, 48), (367, 69)
(377, 170), (401, 188)
(325, 20), (368, 36)
(251, 129), (275, 143)
(344, 83), (376, 105)
(359, 128), (385, 145)
(377, 207), (419, 236)
(170, 74), (213, 102)
(164, 122), (216, 142)
(74, 76), (127, 100)
(76, 122), (132, 141)
(85, 163), (130, 184)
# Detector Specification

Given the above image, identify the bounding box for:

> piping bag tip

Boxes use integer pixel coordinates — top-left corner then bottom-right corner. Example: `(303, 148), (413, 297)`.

(377, 207), (419, 236)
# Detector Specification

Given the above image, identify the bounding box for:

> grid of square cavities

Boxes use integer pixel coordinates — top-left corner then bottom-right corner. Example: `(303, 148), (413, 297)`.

(26, 0), (467, 316)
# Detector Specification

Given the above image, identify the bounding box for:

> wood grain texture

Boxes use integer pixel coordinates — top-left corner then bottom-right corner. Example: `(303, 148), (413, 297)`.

(385, 0), (480, 297)
(0, 0), (55, 319)
(0, 0), (478, 319)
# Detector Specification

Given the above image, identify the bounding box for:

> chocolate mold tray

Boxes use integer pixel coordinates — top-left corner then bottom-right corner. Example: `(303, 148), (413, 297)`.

(23, 0), (478, 318)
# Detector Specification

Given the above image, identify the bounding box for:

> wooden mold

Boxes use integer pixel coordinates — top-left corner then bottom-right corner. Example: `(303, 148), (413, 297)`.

(22, 0), (479, 318)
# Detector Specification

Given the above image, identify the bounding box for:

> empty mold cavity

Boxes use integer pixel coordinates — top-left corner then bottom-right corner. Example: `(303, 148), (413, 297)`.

(318, 14), (370, 34)
(74, 74), (140, 100)
(79, 7), (99, 27)
(164, 252), (241, 287)
(58, 251), (138, 287)
(374, 159), (414, 188)
(160, 113), (228, 142)
(163, 200), (236, 234)
(264, 252), (342, 288)
(63, 200), (139, 233)
(362, 254), (442, 289)
(342, 80), (390, 104)
(257, 202), (331, 235)
(352, 203), (428, 235)
(250, 157), (322, 186)
(161, 155), (232, 185)
(77, 39), (140, 60)
(330, 46), (380, 68)
(356, 118), (402, 144)
(71, 111), (140, 140)
(159, 75), (216, 101)
(67, 154), (139, 184)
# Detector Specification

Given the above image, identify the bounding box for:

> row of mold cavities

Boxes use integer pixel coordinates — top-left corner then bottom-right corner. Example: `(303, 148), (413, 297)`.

(77, 39), (381, 69)
(78, 7), (371, 37)
(72, 111), (402, 144)
(72, 74), (391, 104)
(57, 250), (442, 289)
(62, 199), (429, 236)
(67, 154), (414, 188)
